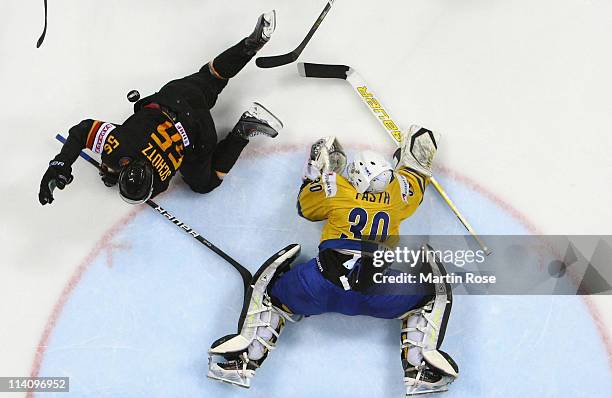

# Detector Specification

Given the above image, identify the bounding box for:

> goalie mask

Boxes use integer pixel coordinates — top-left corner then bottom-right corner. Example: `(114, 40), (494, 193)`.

(347, 150), (394, 194)
(118, 159), (154, 205)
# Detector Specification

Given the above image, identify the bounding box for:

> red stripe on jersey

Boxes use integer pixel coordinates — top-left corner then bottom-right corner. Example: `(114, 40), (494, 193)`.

(85, 121), (102, 150)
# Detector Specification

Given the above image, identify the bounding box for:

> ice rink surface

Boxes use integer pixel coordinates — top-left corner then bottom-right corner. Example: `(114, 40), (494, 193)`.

(1, 0), (611, 397)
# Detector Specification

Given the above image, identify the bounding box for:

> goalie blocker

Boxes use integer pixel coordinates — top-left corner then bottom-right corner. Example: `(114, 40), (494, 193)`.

(303, 136), (347, 181)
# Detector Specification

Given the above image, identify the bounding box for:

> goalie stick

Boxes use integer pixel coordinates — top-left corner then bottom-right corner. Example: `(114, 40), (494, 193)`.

(255, 0), (336, 69)
(54, 134), (254, 300)
(297, 62), (492, 256)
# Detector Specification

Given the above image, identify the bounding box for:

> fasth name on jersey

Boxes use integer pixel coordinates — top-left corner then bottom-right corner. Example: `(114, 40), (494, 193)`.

(322, 172), (413, 203)
(356, 191), (391, 204)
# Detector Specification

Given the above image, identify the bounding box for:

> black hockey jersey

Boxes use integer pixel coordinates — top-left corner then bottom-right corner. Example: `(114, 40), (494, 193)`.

(55, 108), (193, 197)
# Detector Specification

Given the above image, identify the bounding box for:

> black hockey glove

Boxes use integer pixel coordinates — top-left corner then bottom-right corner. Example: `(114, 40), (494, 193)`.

(38, 159), (74, 205)
(99, 165), (119, 187)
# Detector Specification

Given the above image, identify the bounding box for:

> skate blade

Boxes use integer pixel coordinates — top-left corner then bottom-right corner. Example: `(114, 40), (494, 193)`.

(207, 371), (251, 389)
(406, 390), (447, 396)
(406, 386), (448, 396)
(252, 102), (284, 131)
(406, 380), (452, 396)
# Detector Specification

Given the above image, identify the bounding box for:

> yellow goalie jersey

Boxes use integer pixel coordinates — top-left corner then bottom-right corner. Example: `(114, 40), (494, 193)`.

(297, 168), (428, 251)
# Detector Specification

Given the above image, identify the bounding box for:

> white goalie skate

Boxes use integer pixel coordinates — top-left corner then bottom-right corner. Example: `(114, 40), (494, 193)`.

(208, 244), (301, 388)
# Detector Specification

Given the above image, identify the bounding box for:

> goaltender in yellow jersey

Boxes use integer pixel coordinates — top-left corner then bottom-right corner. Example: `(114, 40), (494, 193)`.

(298, 165), (427, 246)
(207, 129), (460, 397)
(297, 128), (438, 252)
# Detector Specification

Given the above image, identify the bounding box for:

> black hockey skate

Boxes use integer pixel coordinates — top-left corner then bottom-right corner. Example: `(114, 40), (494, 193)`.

(245, 10), (276, 54)
(231, 102), (283, 140)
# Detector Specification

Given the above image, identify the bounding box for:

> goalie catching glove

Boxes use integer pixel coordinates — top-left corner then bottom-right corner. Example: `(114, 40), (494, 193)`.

(303, 136), (347, 181)
(394, 125), (440, 179)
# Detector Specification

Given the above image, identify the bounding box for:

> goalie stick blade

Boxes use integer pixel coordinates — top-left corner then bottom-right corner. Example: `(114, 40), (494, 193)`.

(256, 52), (299, 69)
(297, 62), (350, 79)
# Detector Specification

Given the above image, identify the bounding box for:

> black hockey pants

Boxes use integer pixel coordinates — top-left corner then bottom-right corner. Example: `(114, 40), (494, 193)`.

(145, 38), (256, 194)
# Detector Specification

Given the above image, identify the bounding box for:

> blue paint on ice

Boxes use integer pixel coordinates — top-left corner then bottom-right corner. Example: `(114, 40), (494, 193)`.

(38, 151), (612, 397)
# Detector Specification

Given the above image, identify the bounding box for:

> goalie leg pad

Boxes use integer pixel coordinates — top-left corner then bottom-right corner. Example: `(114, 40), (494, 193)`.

(208, 244), (301, 388)
(399, 245), (459, 395)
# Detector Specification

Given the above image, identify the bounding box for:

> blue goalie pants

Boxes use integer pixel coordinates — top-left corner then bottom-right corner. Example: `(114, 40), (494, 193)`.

(270, 257), (430, 319)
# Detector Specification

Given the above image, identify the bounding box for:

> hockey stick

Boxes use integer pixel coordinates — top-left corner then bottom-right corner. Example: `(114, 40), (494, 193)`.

(54, 134), (254, 293)
(255, 0), (336, 69)
(36, 0), (48, 48)
(297, 62), (492, 256)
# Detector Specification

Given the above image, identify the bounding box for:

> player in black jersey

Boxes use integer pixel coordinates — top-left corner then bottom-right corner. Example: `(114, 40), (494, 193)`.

(39, 11), (282, 206)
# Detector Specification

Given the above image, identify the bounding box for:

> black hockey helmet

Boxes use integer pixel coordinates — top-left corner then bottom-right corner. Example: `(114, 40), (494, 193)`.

(118, 159), (154, 205)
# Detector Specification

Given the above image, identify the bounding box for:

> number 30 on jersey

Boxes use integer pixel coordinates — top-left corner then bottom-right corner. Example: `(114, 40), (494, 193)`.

(341, 207), (390, 241)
